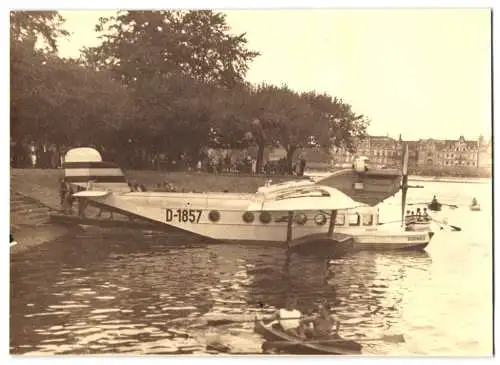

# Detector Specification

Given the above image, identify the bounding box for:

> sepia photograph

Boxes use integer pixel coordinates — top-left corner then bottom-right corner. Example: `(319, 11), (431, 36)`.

(9, 3), (493, 359)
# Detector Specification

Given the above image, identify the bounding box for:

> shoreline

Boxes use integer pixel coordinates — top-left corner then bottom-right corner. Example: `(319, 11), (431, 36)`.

(407, 175), (491, 184)
(305, 170), (491, 184)
(9, 168), (489, 255)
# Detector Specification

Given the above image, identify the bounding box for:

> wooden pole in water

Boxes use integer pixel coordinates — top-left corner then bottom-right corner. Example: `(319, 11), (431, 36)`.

(328, 210), (337, 236)
(286, 211), (294, 244)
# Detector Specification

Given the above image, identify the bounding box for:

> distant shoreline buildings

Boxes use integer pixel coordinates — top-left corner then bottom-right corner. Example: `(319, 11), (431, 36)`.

(330, 134), (492, 171)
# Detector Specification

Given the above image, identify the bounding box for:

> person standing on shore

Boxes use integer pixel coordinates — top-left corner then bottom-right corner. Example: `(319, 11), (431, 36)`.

(64, 183), (75, 215)
(59, 178), (67, 211)
(299, 155), (306, 176)
(29, 142), (37, 168)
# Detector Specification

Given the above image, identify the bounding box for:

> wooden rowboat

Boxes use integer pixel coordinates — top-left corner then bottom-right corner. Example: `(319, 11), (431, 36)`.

(428, 202), (442, 211)
(470, 204), (481, 211)
(254, 319), (362, 355)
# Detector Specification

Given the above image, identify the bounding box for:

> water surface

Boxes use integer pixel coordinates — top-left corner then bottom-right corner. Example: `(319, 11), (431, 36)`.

(10, 180), (493, 355)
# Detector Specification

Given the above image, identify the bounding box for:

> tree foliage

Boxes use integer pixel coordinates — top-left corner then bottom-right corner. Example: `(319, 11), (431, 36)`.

(81, 10), (260, 88)
(11, 12), (132, 148)
(11, 10), (370, 173)
(10, 11), (69, 52)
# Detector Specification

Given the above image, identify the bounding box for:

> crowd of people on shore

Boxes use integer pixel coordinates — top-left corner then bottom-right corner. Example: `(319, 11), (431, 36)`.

(12, 139), (308, 177)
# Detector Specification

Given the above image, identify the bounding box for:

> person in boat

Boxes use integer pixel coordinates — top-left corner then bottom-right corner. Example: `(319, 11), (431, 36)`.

(472, 197), (478, 206)
(416, 208), (422, 221)
(404, 210), (412, 225)
(266, 296), (307, 338)
(431, 195), (439, 205)
(422, 207), (429, 220)
(302, 302), (340, 339)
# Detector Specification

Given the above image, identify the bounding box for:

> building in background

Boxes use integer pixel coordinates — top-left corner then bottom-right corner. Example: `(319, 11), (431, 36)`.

(477, 135), (492, 170)
(417, 136), (479, 168)
(331, 134), (491, 171)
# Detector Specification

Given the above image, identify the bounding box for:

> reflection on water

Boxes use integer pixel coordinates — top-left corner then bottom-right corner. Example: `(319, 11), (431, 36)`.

(10, 181), (492, 356)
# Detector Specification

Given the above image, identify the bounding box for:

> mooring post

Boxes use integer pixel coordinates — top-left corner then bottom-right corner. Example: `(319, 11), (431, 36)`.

(286, 211), (294, 244)
(328, 210), (337, 236)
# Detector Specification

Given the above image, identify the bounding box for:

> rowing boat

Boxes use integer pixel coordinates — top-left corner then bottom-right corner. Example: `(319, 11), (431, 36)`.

(254, 319), (362, 355)
(470, 204), (481, 211)
(428, 202), (442, 211)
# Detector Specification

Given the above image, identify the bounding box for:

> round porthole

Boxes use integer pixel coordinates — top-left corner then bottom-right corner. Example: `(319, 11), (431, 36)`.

(295, 213), (307, 225)
(209, 210), (221, 222)
(314, 213), (327, 226)
(243, 212), (255, 223)
(259, 211), (272, 224)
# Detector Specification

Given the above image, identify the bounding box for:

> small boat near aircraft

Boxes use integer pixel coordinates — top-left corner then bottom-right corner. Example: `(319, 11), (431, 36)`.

(404, 215), (432, 232)
(469, 198), (481, 211)
(60, 145), (434, 251)
(470, 204), (481, 212)
(428, 196), (442, 212)
(255, 319), (362, 355)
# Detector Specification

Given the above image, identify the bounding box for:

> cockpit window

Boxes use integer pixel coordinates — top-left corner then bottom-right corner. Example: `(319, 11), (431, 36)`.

(274, 188), (331, 201)
(348, 213), (361, 226)
(335, 214), (345, 225)
(362, 214), (373, 226)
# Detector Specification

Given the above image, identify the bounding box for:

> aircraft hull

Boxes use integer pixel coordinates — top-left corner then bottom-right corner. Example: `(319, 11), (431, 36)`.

(85, 192), (433, 251)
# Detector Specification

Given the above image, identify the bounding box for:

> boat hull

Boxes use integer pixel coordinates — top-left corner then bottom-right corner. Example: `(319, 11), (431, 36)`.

(255, 320), (362, 355)
(405, 221), (432, 232)
(470, 205), (481, 211)
(428, 203), (442, 211)
(84, 193), (433, 251)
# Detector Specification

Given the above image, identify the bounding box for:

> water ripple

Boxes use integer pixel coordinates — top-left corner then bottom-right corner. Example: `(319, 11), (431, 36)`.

(10, 181), (492, 355)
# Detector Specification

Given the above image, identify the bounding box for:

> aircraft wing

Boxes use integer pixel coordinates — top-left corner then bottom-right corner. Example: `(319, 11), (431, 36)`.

(247, 186), (366, 212)
(317, 168), (402, 206)
(73, 190), (111, 198)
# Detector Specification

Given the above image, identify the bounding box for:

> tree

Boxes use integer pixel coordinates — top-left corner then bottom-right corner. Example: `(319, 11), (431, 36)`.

(10, 11), (69, 53)
(302, 91), (369, 152)
(11, 35), (133, 150)
(215, 84), (370, 174)
(117, 72), (222, 166)
(82, 10), (260, 88)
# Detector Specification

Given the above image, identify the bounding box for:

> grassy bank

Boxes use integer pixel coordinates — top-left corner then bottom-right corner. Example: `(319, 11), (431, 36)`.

(11, 168), (306, 195)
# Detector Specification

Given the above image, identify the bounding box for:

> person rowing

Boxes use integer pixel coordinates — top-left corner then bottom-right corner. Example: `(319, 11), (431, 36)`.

(265, 296), (308, 339)
(302, 302), (340, 339)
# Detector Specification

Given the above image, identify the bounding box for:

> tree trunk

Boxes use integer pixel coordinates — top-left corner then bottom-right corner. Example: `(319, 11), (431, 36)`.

(256, 143), (265, 174)
(285, 147), (297, 175)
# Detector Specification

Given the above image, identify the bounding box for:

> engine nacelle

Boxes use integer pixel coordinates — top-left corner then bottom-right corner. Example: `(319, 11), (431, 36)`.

(353, 156), (369, 173)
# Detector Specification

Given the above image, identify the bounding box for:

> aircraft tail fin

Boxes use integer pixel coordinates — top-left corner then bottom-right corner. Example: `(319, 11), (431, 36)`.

(63, 147), (131, 193)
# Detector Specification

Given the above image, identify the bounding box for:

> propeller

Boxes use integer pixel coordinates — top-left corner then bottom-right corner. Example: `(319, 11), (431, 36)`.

(400, 144), (409, 228)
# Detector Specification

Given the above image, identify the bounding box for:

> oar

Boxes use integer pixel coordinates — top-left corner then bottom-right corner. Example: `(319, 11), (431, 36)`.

(207, 316), (297, 327)
(407, 202), (458, 209)
(267, 334), (405, 346)
(432, 218), (461, 232)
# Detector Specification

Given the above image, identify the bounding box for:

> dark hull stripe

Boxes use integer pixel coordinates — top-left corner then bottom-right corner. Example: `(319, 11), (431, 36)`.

(65, 175), (127, 183)
(63, 161), (121, 169)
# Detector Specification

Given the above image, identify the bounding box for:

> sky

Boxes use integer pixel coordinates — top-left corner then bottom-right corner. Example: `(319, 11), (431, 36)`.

(56, 9), (492, 141)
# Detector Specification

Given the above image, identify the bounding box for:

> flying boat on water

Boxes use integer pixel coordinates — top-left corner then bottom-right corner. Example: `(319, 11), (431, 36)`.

(57, 145), (434, 251)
